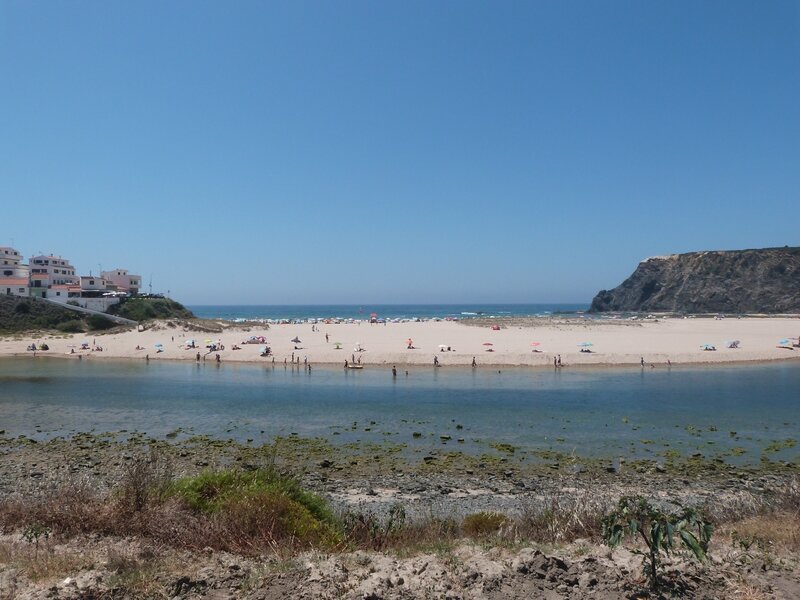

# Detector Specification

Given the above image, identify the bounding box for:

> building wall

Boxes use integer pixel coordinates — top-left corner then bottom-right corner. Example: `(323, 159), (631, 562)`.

(101, 269), (142, 294)
(29, 255), (79, 287)
(47, 295), (120, 312)
(0, 278), (29, 297)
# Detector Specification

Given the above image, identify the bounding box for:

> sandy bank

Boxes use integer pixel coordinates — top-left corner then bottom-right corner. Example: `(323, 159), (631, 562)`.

(2, 316), (799, 368)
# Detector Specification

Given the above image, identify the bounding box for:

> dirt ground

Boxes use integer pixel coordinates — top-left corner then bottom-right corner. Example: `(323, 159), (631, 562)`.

(1, 435), (798, 599)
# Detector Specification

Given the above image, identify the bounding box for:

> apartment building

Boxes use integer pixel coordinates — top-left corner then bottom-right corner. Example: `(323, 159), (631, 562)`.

(0, 246), (30, 297)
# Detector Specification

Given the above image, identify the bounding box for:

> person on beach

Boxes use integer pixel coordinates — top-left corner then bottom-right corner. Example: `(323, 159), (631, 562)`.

(325, 333), (329, 343)
(557, 355), (562, 367)
(472, 357), (477, 368)
(433, 355), (439, 367)
(392, 365), (397, 377)
(196, 352), (200, 362)
(640, 356), (645, 367)
(216, 354), (220, 363)
(344, 359), (348, 369)
(145, 354), (149, 362)
(554, 356), (557, 368)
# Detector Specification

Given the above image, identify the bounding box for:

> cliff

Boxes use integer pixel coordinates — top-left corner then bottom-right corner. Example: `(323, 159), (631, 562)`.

(590, 247), (800, 314)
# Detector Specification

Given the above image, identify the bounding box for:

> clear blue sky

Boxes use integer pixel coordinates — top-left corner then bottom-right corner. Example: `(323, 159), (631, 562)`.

(2, 1), (798, 305)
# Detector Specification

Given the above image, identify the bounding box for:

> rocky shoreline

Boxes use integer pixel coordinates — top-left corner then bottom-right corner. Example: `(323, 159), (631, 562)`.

(1, 434), (798, 598)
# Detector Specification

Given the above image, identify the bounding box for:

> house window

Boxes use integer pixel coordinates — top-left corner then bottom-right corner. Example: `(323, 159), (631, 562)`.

(20, 288), (26, 293)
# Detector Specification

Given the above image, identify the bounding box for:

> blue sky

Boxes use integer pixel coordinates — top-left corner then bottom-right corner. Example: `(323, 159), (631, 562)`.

(2, 1), (798, 305)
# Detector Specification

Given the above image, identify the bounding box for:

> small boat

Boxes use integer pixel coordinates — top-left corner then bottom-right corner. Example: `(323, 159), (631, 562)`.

(345, 364), (364, 369)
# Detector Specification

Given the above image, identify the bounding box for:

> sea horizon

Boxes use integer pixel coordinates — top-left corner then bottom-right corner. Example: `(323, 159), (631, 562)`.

(187, 303), (590, 322)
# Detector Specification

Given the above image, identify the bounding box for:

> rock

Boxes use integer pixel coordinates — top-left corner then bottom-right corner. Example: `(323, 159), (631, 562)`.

(590, 247), (800, 313)
(579, 572), (598, 588)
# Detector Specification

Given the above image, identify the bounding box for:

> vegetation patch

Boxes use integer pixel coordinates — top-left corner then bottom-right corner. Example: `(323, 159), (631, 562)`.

(0, 296), (122, 333)
(167, 468), (340, 549)
(462, 512), (510, 537)
(490, 443), (517, 455)
(764, 439), (797, 453)
(108, 297), (194, 321)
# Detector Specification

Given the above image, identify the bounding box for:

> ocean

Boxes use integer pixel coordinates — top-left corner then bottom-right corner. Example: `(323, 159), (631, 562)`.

(187, 303), (589, 322)
(2, 357), (798, 465)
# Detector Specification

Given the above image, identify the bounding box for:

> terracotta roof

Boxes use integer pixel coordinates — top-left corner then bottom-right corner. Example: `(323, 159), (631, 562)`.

(0, 278), (29, 286)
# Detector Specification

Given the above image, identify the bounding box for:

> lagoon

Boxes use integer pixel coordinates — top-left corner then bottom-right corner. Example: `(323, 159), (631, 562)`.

(0, 357), (798, 465)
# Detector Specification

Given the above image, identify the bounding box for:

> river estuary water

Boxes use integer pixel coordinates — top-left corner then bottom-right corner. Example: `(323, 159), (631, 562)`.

(0, 357), (798, 465)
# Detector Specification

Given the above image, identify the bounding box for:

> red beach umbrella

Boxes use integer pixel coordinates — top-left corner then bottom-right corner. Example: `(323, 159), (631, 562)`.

(482, 342), (493, 346)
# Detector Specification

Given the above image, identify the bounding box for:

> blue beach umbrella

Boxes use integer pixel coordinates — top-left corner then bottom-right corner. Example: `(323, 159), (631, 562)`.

(778, 339), (790, 345)
(577, 342), (593, 347)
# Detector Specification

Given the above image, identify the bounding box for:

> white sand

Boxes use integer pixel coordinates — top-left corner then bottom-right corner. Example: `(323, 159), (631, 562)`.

(3, 317), (800, 368)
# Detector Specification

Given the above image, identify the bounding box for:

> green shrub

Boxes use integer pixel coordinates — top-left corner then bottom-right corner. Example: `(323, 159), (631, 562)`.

(109, 298), (194, 321)
(462, 511), (510, 537)
(603, 496), (713, 592)
(167, 468), (339, 549)
(56, 320), (86, 333)
(87, 314), (115, 330)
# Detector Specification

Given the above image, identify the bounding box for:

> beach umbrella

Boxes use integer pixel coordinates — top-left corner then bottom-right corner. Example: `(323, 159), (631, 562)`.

(779, 338), (790, 345)
(155, 343), (163, 348)
(577, 342), (593, 347)
(291, 337), (302, 343)
(530, 342), (541, 346)
(204, 339), (212, 344)
(482, 342), (493, 346)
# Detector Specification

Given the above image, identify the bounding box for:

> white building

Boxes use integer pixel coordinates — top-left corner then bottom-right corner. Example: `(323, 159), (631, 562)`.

(0, 246), (30, 297)
(29, 254), (79, 297)
(101, 269), (142, 295)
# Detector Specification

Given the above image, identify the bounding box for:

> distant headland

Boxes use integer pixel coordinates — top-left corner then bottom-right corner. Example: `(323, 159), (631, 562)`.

(590, 246), (800, 314)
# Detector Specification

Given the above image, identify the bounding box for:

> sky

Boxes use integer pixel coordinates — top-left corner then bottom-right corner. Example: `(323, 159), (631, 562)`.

(1, 1), (798, 305)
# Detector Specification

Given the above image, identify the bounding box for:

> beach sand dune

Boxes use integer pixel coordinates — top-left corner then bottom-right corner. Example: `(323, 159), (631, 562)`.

(3, 316), (799, 368)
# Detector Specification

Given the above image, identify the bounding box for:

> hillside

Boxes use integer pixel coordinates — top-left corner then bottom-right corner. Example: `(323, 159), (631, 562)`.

(590, 247), (800, 314)
(0, 296), (117, 333)
(106, 296), (194, 321)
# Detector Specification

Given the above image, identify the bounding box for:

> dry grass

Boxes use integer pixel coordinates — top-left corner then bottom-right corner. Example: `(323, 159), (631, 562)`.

(517, 489), (610, 543)
(719, 573), (772, 600)
(0, 540), (92, 583)
(0, 451), (340, 557)
(723, 512), (800, 552)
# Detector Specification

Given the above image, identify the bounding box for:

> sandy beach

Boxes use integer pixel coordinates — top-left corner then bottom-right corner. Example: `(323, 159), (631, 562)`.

(2, 316), (799, 368)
